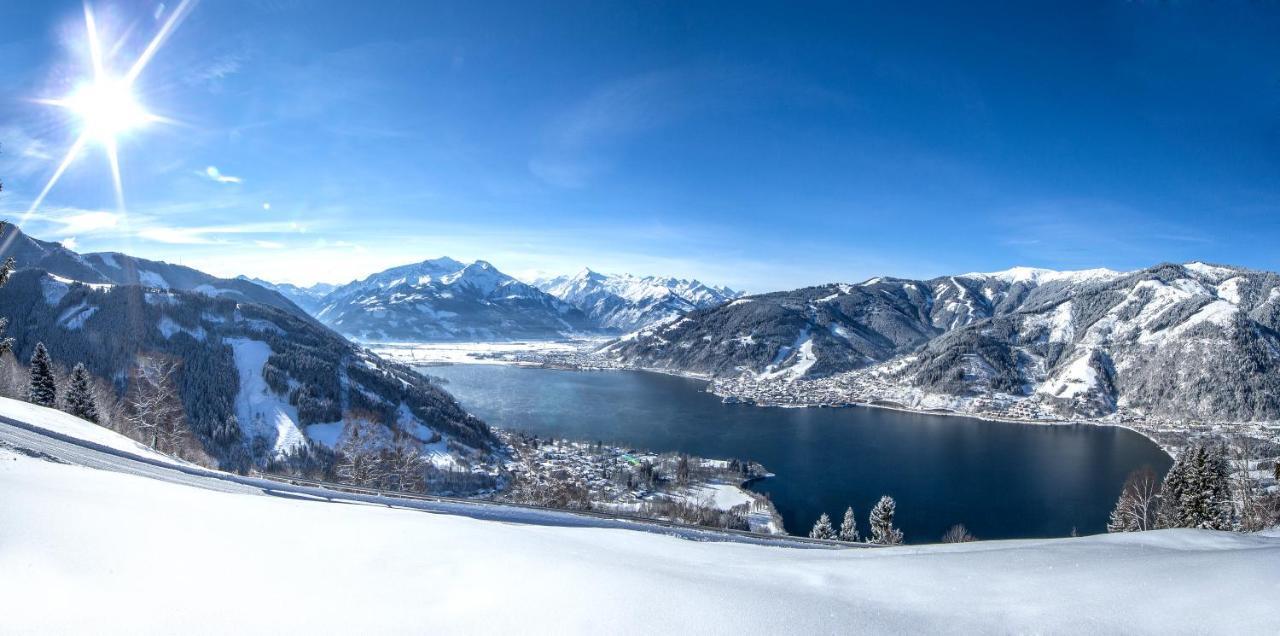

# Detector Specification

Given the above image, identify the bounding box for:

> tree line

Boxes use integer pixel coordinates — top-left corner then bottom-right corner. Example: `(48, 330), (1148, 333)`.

(1108, 439), (1280, 534)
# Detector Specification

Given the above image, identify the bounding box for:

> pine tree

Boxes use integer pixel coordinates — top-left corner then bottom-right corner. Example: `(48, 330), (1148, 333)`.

(1156, 451), (1191, 529)
(28, 342), (57, 407)
(808, 512), (836, 540)
(1157, 442), (1235, 530)
(213, 415), (241, 446)
(838, 506), (860, 542)
(869, 495), (905, 545)
(1194, 443), (1234, 530)
(63, 362), (99, 424)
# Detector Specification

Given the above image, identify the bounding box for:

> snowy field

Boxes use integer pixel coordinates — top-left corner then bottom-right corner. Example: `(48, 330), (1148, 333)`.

(2, 404), (1279, 634)
(368, 339), (594, 366)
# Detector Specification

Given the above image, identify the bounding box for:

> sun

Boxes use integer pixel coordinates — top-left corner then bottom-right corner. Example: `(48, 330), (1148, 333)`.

(65, 77), (152, 142)
(23, 1), (192, 219)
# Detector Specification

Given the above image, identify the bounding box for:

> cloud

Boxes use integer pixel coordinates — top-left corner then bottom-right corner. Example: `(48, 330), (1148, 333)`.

(185, 51), (249, 89)
(135, 221), (306, 245)
(0, 125), (57, 182)
(138, 227), (223, 245)
(203, 166), (242, 184)
(61, 237), (77, 250)
(31, 209), (123, 234)
(254, 240), (285, 249)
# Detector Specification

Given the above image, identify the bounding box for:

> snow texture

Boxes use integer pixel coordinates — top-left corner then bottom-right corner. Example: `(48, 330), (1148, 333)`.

(227, 338), (306, 456)
(2, 444), (1278, 634)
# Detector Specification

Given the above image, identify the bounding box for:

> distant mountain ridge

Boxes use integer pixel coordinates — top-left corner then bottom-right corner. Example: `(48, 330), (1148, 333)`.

(298, 258), (595, 342)
(0, 225), (309, 320)
(238, 276), (336, 314)
(604, 262), (1280, 422)
(535, 268), (742, 332)
(250, 259), (742, 341)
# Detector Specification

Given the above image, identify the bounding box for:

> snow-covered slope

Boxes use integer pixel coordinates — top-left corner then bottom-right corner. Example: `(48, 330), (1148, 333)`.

(0, 268), (497, 471)
(607, 261), (1280, 422)
(312, 258), (595, 341)
(537, 268), (741, 332)
(2, 416), (1278, 634)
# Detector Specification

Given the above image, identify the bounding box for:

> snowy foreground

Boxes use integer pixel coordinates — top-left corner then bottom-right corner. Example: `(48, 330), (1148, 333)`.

(3, 407), (1280, 634)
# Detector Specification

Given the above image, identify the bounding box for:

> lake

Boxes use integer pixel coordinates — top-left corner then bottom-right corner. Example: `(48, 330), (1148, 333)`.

(423, 364), (1172, 541)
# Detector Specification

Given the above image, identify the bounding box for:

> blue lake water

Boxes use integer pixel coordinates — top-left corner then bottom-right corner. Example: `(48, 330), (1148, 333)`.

(423, 364), (1172, 541)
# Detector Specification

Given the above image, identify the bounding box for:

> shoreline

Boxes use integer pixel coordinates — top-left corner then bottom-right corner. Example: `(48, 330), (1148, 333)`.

(383, 340), (1182, 459)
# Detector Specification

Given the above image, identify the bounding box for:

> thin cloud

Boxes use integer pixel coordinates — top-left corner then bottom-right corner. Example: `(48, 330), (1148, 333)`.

(28, 208), (123, 235)
(203, 165), (242, 184)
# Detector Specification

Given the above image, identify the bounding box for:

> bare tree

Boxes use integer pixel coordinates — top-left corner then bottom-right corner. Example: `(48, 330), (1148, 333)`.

(0, 351), (30, 400)
(382, 435), (426, 493)
(1231, 435), (1271, 532)
(1108, 466), (1161, 532)
(126, 354), (187, 454)
(335, 415), (385, 487)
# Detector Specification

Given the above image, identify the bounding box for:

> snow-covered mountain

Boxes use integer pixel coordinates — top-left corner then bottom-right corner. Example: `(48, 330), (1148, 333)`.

(0, 266), (497, 471)
(0, 226), (497, 474)
(312, 258), (595, 341)
(240, 277), (336, 314)
(605, 263), (1280, 422)
(536, 268), (741, 332)
(0, 224), (309, 319)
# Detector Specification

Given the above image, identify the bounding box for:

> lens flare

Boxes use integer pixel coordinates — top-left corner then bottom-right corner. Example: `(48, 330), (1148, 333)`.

(66, 78), (151, 141)
(21, 1), (193, 222)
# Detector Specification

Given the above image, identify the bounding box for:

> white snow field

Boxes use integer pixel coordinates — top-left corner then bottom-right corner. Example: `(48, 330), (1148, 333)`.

(2, 402), (1279, 634)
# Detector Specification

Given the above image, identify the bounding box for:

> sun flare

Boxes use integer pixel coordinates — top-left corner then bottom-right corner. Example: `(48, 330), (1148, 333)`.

(65, 77), (152, 142)
(22, 1), (191, 220)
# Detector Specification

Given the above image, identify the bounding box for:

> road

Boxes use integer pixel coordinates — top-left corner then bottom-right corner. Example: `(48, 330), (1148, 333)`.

(0, 413), (852, 550)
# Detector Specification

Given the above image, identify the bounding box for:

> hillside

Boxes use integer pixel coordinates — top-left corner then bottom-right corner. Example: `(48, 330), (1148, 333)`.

(0, 268), (496, 478)
(606, 262), (1280, 423)
(0, 225), (309, 319)
(2, 405), (1277, 634)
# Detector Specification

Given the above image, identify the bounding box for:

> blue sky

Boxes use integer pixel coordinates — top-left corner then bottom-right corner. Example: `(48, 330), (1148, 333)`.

(2, 1), (1278, 291)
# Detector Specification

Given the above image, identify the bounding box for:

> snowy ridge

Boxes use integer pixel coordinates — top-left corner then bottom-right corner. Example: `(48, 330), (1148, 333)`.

(608, 261), (1280, 423)
(960, 265), (1125, 285)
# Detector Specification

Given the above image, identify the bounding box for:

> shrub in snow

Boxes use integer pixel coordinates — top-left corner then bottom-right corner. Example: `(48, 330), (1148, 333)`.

(941, 524), (977, 543)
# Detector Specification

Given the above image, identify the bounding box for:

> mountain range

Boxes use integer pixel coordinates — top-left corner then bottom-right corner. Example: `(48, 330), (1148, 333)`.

(605, 263), (1280, 422)
(534, 268), (741, 332)
(0, 226), (497, 480)
(252, 259), (741, 341)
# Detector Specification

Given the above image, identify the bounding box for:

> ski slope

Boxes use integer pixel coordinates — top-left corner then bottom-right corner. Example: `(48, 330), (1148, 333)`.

(2, 400), (1278, 634)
